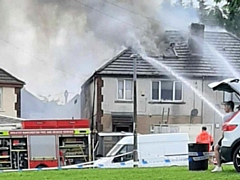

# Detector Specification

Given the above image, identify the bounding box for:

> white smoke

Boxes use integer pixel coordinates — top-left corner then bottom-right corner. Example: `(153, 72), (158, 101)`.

(0, 0), (201, 102)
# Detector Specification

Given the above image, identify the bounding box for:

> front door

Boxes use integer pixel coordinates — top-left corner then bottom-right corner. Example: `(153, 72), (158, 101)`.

(113, 124), (133, 132)
(111, 112), (133, 132)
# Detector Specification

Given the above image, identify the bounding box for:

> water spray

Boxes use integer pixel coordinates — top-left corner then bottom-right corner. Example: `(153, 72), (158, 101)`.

(191, 35), (240, 78)
(143, 56), (223, 117)
(205, 42), (240, 78)
(130, 37), (223, 117)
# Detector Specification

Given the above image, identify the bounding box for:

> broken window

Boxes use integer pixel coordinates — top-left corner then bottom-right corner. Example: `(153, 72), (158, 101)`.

(151, 81), (183, 102)
(117, 79), (133, 100)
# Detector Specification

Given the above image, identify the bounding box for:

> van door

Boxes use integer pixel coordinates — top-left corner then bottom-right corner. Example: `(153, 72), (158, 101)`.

(111, 144), (133, 167)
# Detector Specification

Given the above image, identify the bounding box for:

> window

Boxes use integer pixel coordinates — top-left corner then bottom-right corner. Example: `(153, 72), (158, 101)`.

(112, 144), (134, 163)
(151, 81), (183, 101)
(0, 88), (2, 109)
(175, 82), (183, 100)
(223, 92), (240, 104)
(152, 82), (159, 100)
(161, 81), (173, 100)
(117, 79), (133, 100)
(106, 144), (123, 157)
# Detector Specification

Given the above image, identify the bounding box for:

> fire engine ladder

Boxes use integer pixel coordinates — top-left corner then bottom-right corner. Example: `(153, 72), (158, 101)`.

(78, 142), (88, 162)
(63, 140), (88, 162)
(161, 108), (170, 124)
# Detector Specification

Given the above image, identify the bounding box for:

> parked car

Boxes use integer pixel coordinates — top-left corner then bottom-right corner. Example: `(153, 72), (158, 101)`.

(208, 78), (240, 172)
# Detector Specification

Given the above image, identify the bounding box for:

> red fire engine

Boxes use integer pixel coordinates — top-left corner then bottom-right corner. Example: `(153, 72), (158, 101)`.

(0, 119), (91, 170)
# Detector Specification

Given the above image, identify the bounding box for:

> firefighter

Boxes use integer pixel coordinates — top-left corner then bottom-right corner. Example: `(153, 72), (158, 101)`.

(196, 126), (213, 152)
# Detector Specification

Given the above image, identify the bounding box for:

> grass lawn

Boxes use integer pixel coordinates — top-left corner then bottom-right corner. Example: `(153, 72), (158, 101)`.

(0, 165), (239, 180)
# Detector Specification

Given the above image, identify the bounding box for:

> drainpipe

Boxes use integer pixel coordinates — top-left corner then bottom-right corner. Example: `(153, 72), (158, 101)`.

(191, 81), (197, 124)
(193, 82), (196, 109)
(91, 75), (96, 161)
(91, 76), (96, 132)
(201, 77), (205, 124)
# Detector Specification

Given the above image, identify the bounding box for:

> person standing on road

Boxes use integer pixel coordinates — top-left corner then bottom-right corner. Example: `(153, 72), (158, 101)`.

(196, 126), (213, 152)
(212, 100), (235, 173)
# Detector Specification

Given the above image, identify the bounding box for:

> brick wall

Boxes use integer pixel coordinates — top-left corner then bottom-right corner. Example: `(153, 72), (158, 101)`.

(96, 77), (104, 131)
(15, 87), (21, 117)
(101, 114), (201, 134)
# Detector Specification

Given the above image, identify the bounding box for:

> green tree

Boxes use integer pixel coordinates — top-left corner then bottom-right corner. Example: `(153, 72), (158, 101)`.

(224, 11), (240, 37)
(215, 0), (240, 19)
(198, 0), (240, 38)
(205, 5), (226, 27)
(197, 0), (223, 27)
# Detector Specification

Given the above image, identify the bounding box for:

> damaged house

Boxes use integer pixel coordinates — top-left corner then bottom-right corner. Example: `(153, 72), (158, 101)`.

(81, 23), (240, 135)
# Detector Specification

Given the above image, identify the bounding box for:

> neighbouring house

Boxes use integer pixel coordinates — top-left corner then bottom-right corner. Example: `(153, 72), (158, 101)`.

(21, 88), (81, 119)
(81, 23), (240, 138)
(0, 68), (25, 120)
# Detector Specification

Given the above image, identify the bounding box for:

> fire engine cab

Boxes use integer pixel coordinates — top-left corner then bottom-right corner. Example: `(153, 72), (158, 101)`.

(0, 119), (91, 170)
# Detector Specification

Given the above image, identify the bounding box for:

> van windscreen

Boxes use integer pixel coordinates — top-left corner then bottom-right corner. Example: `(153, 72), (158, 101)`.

(106, 144), (123, 157)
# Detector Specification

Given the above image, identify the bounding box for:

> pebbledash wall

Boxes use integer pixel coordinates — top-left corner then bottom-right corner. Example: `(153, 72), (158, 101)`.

(0, 87), (19, 117)
(102, 77), (223, 130)
(82, 76), (224, 140)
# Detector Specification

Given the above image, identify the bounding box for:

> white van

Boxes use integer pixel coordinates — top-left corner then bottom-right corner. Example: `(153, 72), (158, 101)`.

(93, 133), (189, 168)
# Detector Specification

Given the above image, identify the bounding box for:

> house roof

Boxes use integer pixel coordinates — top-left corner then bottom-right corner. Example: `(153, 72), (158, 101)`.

(82, 29), (240, 88)
(0, 115), (23, 124)
(95, 48), (159, 76)
(0, 68), (25, 86)
(21, 88), (81, 119)
(94, 31), (240, 77)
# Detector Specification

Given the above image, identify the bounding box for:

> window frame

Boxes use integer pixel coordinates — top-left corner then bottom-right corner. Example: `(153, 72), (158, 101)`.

(117, 79), (133, 101)
(112, 144), (134, 163)
(223, 92), (240, 104)
(151, 80), (183, 102)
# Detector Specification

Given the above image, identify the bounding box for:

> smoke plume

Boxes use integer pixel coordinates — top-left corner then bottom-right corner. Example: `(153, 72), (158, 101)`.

(0, 0), (200, 101)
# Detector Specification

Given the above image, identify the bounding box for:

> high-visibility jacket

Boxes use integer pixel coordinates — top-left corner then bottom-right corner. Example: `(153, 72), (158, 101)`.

(196, 131), (213, 151)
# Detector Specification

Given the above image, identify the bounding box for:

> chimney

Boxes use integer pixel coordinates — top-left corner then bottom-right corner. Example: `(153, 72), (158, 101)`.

(64, 90), (68, 105)
(188, 23), (205, 56)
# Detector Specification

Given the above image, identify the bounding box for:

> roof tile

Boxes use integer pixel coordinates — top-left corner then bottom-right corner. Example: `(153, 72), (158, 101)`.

(0, 68), (25, 85)
(95, 31), (240, 78)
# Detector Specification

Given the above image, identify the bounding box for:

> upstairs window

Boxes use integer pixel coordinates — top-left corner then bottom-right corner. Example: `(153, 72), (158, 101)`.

(151, 81), (183, 102)
(223, 92), (240, 104)
(117, 79), (133, 100)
